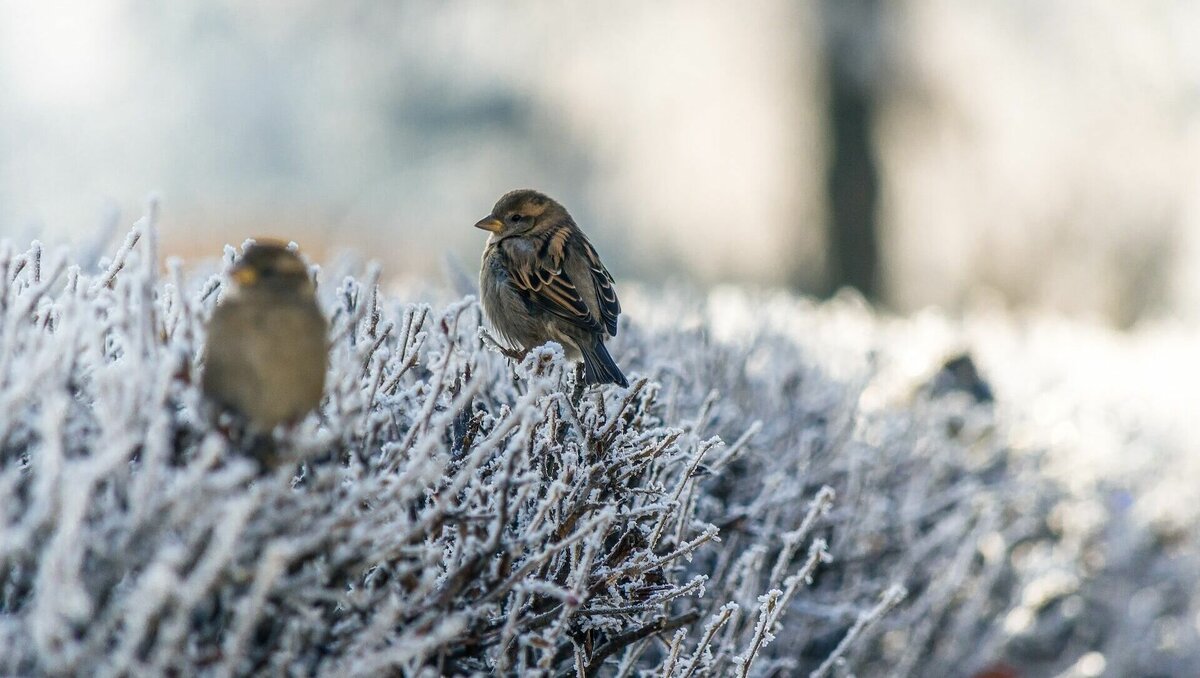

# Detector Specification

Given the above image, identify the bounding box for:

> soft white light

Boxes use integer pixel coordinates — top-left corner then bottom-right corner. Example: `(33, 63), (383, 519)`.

(0, 0), (129, 108)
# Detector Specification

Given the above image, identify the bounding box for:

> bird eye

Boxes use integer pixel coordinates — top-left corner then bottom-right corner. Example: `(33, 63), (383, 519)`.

(508, 214), (525, 224)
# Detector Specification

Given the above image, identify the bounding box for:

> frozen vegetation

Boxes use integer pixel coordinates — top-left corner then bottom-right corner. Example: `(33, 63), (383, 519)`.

(0, 208), (1196, 676)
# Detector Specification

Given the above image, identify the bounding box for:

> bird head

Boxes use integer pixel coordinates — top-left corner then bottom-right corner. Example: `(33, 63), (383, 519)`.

(474, 189), (566, 236)
(229, 240), (315, 297)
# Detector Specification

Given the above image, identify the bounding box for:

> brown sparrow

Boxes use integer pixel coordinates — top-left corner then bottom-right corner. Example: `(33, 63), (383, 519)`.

(475, 189), (627, 387)
(201, 241), (329, 465)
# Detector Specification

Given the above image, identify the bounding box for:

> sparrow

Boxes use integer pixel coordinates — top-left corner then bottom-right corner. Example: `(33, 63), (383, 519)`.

(201, 241), (329, 466)
(475, 189), (628, 387)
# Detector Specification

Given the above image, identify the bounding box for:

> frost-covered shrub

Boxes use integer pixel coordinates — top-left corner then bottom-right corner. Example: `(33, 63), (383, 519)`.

(0, 209), (1096, 676)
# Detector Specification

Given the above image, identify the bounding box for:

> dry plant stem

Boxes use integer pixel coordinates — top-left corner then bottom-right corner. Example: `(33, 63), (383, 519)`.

(583, 611), (701, 677)
(90, 227), (141, 293)
(810, 584), (908, 678)
(0, 207), (1064, 676)
(614, 637), (651, 678)
(680, 604), (738, 678)
(768, 486), (836, 587)
(661, 628), (688, 677)
(738, 539), (831, 678)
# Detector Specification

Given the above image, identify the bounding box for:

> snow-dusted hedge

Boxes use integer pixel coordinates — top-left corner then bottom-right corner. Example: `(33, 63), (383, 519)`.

(0, 210), (1068, 676)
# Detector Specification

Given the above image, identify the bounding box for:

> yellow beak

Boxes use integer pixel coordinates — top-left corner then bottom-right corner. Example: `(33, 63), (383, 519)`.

(474, 216), (504, 233)
(231, 265), (259, 286)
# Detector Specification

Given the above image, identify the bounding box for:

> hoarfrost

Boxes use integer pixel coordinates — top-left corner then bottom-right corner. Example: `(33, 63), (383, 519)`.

(0, 211), (1193, 676)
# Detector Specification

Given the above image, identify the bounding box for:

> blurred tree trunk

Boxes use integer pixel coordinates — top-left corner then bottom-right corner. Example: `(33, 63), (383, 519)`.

(819, 0), (883, 301)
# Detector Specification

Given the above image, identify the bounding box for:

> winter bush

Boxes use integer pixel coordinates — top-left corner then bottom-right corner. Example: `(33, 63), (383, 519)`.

(0, 207), (1194, 676)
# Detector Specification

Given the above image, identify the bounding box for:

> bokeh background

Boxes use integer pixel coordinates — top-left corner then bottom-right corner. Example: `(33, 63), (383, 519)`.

(2, 0), (1199, 326)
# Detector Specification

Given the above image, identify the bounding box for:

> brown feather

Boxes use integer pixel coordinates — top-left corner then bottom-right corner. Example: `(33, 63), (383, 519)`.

(503, 219), (602, 334)
(477, 189), (626, 385)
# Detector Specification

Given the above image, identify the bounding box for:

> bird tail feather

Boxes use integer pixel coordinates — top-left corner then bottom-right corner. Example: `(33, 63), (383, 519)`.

(580, 340), (628, 387)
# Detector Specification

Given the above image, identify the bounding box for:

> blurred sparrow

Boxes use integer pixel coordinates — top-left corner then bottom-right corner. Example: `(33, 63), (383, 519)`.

(475, 189), (628, 387)
(202, 241), (329, 465)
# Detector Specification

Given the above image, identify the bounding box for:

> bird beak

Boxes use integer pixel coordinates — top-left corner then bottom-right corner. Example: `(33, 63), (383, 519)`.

(231, 264), (258, 286)
(474, 216), (504, 233)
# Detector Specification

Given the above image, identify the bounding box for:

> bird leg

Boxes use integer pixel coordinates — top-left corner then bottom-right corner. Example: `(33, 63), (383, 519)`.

(480, 329), (527, 361)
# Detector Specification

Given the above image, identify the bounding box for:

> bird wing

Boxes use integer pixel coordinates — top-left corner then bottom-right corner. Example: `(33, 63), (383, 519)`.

(581, 239), (621, 336)
(506, 222), (606, 336)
